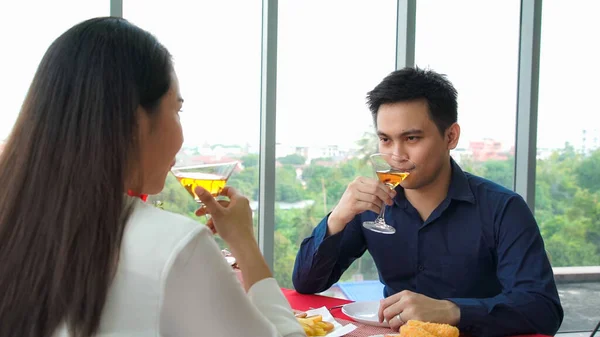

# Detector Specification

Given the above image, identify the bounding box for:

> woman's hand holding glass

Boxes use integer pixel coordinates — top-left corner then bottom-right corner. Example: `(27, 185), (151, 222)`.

(195, 185), (273, 291)
(194, 186), (254, 246)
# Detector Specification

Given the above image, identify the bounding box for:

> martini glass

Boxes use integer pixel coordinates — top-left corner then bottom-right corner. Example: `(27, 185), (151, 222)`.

(362, 153), (414, 234)
(171, 161), (238, 205)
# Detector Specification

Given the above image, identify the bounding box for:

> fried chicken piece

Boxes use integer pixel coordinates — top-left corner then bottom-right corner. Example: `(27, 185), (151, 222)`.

(404, 320), (460, 337)
(399, 324), (437, 337)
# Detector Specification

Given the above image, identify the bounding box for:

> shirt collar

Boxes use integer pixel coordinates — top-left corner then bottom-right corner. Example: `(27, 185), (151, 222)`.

(394, 157), (475, 208)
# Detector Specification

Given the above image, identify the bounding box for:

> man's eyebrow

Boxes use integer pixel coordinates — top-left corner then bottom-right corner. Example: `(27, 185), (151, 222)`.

(398, 129), (424, 137)
(377, 129), (424, 138)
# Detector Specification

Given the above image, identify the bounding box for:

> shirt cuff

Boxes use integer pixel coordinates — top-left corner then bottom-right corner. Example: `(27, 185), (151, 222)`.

(248, 278), (304, 336)
(311, 213), (346, 254)
(445, 298), (487, 335)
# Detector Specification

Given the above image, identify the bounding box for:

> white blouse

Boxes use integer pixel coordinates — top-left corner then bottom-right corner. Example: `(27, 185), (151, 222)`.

(56, 198), (304, 337)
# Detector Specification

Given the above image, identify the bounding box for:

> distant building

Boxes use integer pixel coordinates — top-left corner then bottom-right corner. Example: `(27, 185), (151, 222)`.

(468, 138), (510, 161)
(276, 143), (301, 158)
(276, 143), (350, 164)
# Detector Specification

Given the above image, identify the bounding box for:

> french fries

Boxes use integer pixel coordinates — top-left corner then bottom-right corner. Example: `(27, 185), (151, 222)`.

(295, 313), (335, 336)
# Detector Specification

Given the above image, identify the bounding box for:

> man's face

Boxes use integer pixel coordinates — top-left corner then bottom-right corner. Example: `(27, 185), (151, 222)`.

(376, 99), (458, 190)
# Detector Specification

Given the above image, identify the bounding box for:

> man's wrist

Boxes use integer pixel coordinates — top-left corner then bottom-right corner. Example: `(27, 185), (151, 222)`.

(442, 300), (461, 325)
(326, 212), (348, 236)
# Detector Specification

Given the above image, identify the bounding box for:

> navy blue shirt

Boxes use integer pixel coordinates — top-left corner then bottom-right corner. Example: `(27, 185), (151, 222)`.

(292, 159), (563, 337)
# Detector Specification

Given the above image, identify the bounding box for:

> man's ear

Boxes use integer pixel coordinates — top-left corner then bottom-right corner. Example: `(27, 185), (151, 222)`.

(445, 123), (461, 150)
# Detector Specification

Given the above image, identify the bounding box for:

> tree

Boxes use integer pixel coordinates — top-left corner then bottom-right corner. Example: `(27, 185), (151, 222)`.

(240, 154), (259, 168)
(276, 165), (306, 202)
(575, 149), (600, 193)
(356, 131), (378, 165)
(481, 158), (514, 190)
(278, 154), (307, 166)
(228, 166), (259, 200)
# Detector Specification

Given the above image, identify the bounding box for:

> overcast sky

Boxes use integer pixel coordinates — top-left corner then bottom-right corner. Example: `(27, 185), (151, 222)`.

(1, 0), (598, 151)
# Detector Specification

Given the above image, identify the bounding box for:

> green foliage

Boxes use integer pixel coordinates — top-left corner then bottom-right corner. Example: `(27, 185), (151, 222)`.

(151, 142), (600, 289)
(575, 149), (600, 194)
(278, 154), (307, 166)
(535, 149), (600, 266)
(228, 166), (259, 200)
(240, 154), (259, 168)
(275, 165), (306, 202)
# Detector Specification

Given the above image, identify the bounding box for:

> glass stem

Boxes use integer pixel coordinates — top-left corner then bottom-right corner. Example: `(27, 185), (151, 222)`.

(374, 203), (386, 224)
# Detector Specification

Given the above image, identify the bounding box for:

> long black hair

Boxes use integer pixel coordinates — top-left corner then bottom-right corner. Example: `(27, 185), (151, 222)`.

(0, 17), (172, 336)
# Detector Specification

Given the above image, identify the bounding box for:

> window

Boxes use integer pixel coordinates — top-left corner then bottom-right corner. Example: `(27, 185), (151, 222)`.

(124, 0), (263, 248)
(415, 0), (521, 190)
(274, 0), (397, 292)
(0, 0), (109, 142)
(536, 1), (600, 332)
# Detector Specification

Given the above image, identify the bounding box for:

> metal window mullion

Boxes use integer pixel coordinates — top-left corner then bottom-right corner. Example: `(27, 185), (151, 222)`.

(258, 0), (278, 270)
(395, 0), (416, 69)
(110, 0), (122, 17)
(514, 0), (542, 211)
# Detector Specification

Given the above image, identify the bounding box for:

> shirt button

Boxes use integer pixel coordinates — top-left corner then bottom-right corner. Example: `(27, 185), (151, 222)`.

(417, 265), (424, 271)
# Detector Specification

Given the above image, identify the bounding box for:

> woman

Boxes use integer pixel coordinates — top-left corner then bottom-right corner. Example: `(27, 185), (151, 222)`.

(0, 17), (304, 337)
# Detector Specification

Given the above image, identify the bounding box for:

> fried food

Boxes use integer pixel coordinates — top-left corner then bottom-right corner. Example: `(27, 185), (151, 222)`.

(295, 313), (335, 336)
(398, 320), (459, 337)
(406, 320), (460, 337)
(400, 324), (437, 337)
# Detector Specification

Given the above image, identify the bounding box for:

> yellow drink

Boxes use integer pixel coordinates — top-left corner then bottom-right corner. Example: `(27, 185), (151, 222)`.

(174, 172), (227, 201)
(376, 170), (410, 188)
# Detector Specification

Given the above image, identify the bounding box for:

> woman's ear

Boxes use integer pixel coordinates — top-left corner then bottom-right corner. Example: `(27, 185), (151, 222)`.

(125, 107), (150, 194)
(136, 106), (151, 143)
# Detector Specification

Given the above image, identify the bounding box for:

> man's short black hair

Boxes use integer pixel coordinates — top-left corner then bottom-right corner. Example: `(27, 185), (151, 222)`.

(367, 67), (458, 135)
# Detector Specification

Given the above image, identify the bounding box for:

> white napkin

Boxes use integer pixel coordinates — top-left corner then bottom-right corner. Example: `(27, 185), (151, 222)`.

(303, 306), (357, 337)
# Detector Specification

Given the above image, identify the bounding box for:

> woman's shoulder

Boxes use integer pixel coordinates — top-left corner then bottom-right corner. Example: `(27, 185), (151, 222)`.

(118, 199), (209, 275)
(97, 200), (214, 333)
(128, 199), (201, 233)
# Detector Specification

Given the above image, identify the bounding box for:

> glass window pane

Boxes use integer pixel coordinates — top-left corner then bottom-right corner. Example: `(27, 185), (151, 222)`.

(124, 0), (262, 248)
(0, 0), (109, 143)
(537, 1), (600, 332)
(415, 0), (520, 190)
(275, 0), (397, 293)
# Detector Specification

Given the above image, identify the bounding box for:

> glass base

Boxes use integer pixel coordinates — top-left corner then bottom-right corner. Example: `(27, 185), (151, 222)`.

(362, 220), (396, 234)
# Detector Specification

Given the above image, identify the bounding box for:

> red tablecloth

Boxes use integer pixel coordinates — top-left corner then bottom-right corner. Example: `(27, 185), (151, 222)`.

(282, 288), (551, 337)
(281, 288), (354, 321)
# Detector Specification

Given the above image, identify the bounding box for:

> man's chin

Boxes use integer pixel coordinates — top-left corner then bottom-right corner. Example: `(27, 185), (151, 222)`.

(400, 181), (422, 190)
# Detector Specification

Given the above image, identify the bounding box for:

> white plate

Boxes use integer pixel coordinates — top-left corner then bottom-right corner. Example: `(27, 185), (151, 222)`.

(341, 301), (390, 328)
(303, 307), (358, 337)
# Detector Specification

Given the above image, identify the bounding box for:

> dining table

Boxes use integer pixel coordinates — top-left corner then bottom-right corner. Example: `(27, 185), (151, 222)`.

(281, 288), (553, 337)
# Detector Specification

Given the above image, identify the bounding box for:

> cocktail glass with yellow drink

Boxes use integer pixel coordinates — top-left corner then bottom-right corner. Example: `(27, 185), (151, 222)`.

(171, 161), (238, 205)
(362, 153), (415, 234)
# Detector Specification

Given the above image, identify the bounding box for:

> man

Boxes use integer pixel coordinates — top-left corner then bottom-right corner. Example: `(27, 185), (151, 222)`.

(292, 67), (563, 337)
